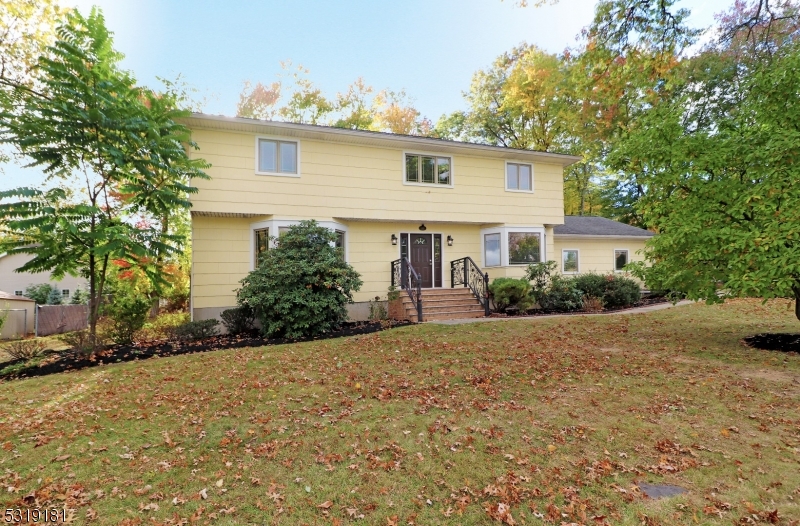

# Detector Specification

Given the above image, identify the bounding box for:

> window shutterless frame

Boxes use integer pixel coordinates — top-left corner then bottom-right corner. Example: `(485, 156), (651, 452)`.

(505, 161), (534, 193)
(561, 249), (579, 274)
(614, 249), (629, 272)
(254, 136), (301, 177)
(402, 151), (454, 188)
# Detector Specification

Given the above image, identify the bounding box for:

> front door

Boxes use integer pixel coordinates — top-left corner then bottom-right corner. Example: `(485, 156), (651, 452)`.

(409, 234), (433, 288)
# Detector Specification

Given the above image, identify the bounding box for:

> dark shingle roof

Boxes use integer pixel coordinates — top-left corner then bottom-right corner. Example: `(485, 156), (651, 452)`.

(553, 216), (654, 237)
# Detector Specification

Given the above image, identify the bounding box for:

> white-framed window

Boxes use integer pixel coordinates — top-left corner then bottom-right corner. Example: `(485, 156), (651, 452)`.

(562, 249), (579, 274)
(255, 137), (299, 176)
(334, 230), (346, 260)
(505, 162), (533, 192)
(249, 220), (349, 270)
(404, 152), (452, 187)
(14, 290), (22, 297)
(484, 233), (501, 267)
(480, 226), (545, 267)
(614, 249), (629, 271)
(61, 289), (70, 298)
(254, 228), (269, 267)
(507, 231), (541, 265)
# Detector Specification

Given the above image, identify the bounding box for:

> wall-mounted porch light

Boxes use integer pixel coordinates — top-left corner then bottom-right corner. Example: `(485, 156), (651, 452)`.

(447, 235), (453, 246)
(419, 224), (427, 231)
(391, 234), (398, 245)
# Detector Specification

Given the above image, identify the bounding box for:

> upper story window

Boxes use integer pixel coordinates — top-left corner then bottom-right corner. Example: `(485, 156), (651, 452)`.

(405, 154), (451, 186)
(257, 138), (298, 175)
(61, 289), (70, 298)
(14, 290), (22, 297)
(506, 162), (532, 192)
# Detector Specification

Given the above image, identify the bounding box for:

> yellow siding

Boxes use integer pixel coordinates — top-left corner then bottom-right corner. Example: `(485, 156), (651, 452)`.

(191, 218), (561, 307)
(188, 129), (564, 225)
(191, 215), (253, 309)
(553, 237), (649, 275)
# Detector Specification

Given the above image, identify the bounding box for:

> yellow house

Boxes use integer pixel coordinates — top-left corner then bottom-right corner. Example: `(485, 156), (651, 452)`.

(184, 114), (651, 322)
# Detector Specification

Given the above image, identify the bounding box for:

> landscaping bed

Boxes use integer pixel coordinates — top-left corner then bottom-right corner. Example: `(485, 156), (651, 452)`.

(489, 295), (671, 318)
(0, 320), (410, 381)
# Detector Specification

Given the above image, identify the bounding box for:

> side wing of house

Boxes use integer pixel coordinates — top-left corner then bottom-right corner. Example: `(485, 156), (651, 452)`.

(553, 216), (653, 277)
(185, 115), (579, 321)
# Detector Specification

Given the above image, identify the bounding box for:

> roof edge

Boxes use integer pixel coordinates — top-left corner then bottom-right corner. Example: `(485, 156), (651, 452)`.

(553, 234), (654, 239)
(182, 113), (582, 166)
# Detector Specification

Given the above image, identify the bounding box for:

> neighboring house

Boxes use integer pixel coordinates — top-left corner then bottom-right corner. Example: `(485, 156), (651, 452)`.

(0, 252), (88, 302)
(0, 291), (35, 339)
(183, 114), (651, 322)
(553, 216), (654, 276)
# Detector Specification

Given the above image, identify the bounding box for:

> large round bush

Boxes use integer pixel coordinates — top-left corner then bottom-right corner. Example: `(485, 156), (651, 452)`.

(538, 275), (583, 312)
(602, 275), (641, 308)
(572, 273), (608, 299)
(237, 220), (362, 338)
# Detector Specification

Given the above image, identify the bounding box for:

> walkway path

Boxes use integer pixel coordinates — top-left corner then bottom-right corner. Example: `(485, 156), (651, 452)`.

(431, 300), (694, 325)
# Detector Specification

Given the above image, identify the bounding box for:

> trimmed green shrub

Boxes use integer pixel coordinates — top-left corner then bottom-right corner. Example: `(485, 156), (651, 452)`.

(538, 275), (583, 312)
(220, 306), (255, 335)
(171, 319), (219, 341)
(237, 220), (363, 339)
(603, 275), (642, 309)
(489, 277), (534, 312)
(572, 273), (608, 300)
(104, 293), (151, 344)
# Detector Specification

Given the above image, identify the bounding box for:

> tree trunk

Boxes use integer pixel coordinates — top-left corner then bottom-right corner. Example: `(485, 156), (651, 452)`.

(794, 283), (800, 321)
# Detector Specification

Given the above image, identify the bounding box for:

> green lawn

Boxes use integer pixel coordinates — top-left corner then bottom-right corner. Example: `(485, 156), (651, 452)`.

(1, 299), (799, 525)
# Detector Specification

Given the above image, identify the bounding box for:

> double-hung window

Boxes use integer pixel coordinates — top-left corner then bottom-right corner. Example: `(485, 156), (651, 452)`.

(334, 230), (346, 260)
(405, 154), (451, 185)
(506, 162), (532, 191)
(257, 138), (298, 175)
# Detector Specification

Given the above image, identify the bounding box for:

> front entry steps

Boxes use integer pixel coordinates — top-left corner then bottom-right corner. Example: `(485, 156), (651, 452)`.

(399, 288), (485, 322)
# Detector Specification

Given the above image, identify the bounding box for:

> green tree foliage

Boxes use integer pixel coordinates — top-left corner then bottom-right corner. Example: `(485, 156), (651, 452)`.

(70, 288), (89, 305)
(0, 8), (209, 349)
(237, 63), (431, 135)
(23, 283), (54, 305)
(46, 286), (62, 305)
(619, 1), (800, 319)
(0, 0), (66, 164)
(237, 220), (362, 339)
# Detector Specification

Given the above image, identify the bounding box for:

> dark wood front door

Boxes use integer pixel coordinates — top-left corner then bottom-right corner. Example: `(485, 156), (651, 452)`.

(409, 234), (433, 288)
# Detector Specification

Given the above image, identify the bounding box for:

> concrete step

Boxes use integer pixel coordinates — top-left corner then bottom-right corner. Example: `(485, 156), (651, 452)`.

(407, 303), (485, 315)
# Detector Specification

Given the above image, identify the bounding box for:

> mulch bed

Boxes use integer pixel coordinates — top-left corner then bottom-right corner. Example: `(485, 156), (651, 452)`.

(1, 320), (411, 381)
(488, 296), (671, 319)
(743, 333), (800, 353)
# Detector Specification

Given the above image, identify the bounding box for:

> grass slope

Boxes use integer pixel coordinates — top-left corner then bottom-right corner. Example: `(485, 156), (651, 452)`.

(1, 299), (799, 525)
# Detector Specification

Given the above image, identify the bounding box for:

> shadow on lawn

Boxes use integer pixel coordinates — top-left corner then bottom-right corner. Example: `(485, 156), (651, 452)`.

(1, 320), (411, 381)
(743, 333), (800, 353)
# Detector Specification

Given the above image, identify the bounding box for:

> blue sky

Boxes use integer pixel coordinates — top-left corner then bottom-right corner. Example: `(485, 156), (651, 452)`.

(2, 0), (731, 188)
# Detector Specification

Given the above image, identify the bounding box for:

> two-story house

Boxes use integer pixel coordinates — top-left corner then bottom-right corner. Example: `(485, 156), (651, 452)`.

(184, 114), (652, 322)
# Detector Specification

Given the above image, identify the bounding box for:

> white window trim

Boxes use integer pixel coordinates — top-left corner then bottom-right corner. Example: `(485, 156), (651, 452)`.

(480, 226), (546, 267)
(249, 219), (349, 271)
(254, 135), (301, 178)
(614, 248), (630, 272)
(504, 160), (535, 193)
(561, 249), (580, 274)
(402, 150), (454, 189)
(14, 290), (23, 297)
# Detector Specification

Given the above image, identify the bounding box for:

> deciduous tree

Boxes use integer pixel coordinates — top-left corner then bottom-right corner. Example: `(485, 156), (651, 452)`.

(0, 8), (209, 348)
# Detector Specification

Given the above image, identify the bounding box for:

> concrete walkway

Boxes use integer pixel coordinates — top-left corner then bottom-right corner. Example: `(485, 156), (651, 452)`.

(430, 300), (694, 325)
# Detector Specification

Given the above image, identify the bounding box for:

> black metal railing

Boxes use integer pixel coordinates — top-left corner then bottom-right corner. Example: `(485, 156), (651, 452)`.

(391, 257), (423, 321)
(451, 257), (490, 316)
